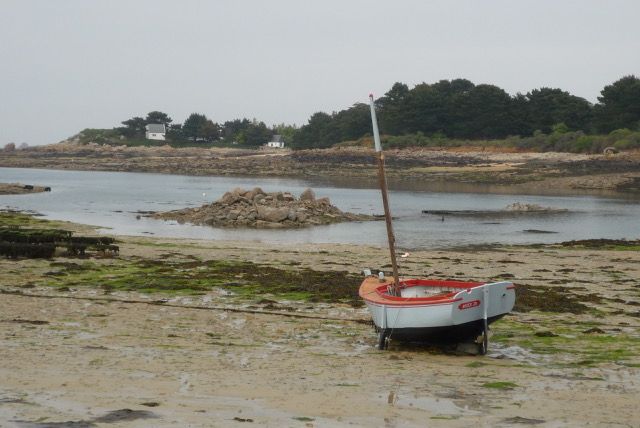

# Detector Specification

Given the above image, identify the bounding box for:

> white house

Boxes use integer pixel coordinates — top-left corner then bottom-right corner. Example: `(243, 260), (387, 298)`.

(265, 134), (285, 148)
(145, 124), (166, 141)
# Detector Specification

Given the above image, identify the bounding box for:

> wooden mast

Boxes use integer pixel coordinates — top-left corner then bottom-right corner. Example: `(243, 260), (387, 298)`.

(369, 94), (400, 296)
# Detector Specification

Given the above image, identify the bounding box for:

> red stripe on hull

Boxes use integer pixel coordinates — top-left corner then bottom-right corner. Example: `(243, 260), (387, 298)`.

(362, 298), (461, 308)
(359, 277), (485, 307)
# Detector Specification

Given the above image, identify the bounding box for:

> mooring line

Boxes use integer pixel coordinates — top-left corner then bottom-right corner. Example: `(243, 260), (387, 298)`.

(0, 289), (371, 324)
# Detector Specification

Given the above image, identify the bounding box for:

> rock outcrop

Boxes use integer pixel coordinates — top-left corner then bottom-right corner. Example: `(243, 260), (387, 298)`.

(504, 202), (568, 213)
(0, 183), (50, 195)
(154, 187), (375, 229)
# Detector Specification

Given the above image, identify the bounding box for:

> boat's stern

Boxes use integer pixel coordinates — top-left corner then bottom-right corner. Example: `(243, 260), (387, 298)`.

(450, 281), (516, 326)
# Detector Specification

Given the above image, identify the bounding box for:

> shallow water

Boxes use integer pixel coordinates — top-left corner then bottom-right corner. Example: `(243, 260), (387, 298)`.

(1, 167), (639, 249)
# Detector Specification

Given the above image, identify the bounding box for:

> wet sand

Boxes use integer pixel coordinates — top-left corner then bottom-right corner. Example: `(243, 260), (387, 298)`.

(1, 235), (639, 427)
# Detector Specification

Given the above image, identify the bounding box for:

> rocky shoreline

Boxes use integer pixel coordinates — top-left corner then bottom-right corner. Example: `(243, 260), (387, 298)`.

(422, 202), (569, 218)
(154, 187), (376, 228)
(2, 143), (640, 194)
(0, 182), (50, 195)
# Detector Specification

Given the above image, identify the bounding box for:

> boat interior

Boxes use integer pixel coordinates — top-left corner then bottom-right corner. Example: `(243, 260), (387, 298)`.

(382, 279), (485, 300)
(399, 285), (457, 298)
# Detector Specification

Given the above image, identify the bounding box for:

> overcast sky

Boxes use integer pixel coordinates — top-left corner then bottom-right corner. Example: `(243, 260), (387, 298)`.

(1, 0), (639, 146)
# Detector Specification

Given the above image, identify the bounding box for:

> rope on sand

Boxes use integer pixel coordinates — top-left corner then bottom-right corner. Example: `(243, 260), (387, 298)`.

(0, 289), (372, 324)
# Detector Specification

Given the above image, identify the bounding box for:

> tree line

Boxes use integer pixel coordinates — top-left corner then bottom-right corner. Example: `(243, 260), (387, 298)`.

(291, 75), (640, 149)
(118, 111), (297, 148)
(113, 75), (639, 151)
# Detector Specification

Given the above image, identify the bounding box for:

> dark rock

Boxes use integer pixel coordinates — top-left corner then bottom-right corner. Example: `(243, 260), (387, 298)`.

(534, 330), (558, 337)
(257, 206), (289, 222)
(502, 416), (545, 425)
(299, 188), (315, 201)
(245, 187), (265, 200)
(220, 191), (239, 205)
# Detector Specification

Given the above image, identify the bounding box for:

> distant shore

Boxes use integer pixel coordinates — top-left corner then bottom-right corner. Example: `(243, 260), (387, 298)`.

(1, 143), (640, 196)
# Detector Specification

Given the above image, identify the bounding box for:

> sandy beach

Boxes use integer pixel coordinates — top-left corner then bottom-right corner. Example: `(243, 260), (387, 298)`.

(1, 223), (639, 427)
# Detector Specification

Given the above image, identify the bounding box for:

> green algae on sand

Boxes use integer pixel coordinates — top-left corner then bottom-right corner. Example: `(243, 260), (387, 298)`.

(37, 256), (364, 306)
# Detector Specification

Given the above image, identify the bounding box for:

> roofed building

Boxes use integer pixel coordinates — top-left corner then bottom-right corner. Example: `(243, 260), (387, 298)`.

(145, 124), (166, 141)
(265, 134), (285, 148)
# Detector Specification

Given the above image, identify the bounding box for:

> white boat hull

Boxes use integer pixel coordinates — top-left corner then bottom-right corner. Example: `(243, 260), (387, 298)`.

(361, 280), (515, 342)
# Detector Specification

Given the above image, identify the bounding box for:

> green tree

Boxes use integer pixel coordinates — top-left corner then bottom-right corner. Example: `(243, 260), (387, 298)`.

(380, 79), (474, 137)
(221, 118), (251, 141)
(182, 113), (208, 141)
(524, 88), (592, 133)
(273, 123), (299, 144)
(510, 93), (534, 136)
(450, 84), (515, 138)
(402, 82), (450, 135)
(551, 122), (570, 134)
(166, 123), (184, 141)
(377, 82), (410, 134)
(200, 120), (221, 142)
(120, 116), (146, 138)
(236, 120), (271, 147)
(145, 111), (172, 127)
(594, 75), (640, 133)
(292, 112), (339, 149)
(334, 103), (371, 141)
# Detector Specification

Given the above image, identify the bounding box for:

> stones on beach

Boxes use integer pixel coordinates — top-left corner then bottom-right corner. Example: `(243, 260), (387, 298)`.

(0, 183), (50, 195)
(154, 187), (374, 229)
(504, 202), (567, 213)
(299, 188), (315, 201)
(256, 205), (289, 223)
(423, 202), (568, 218)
